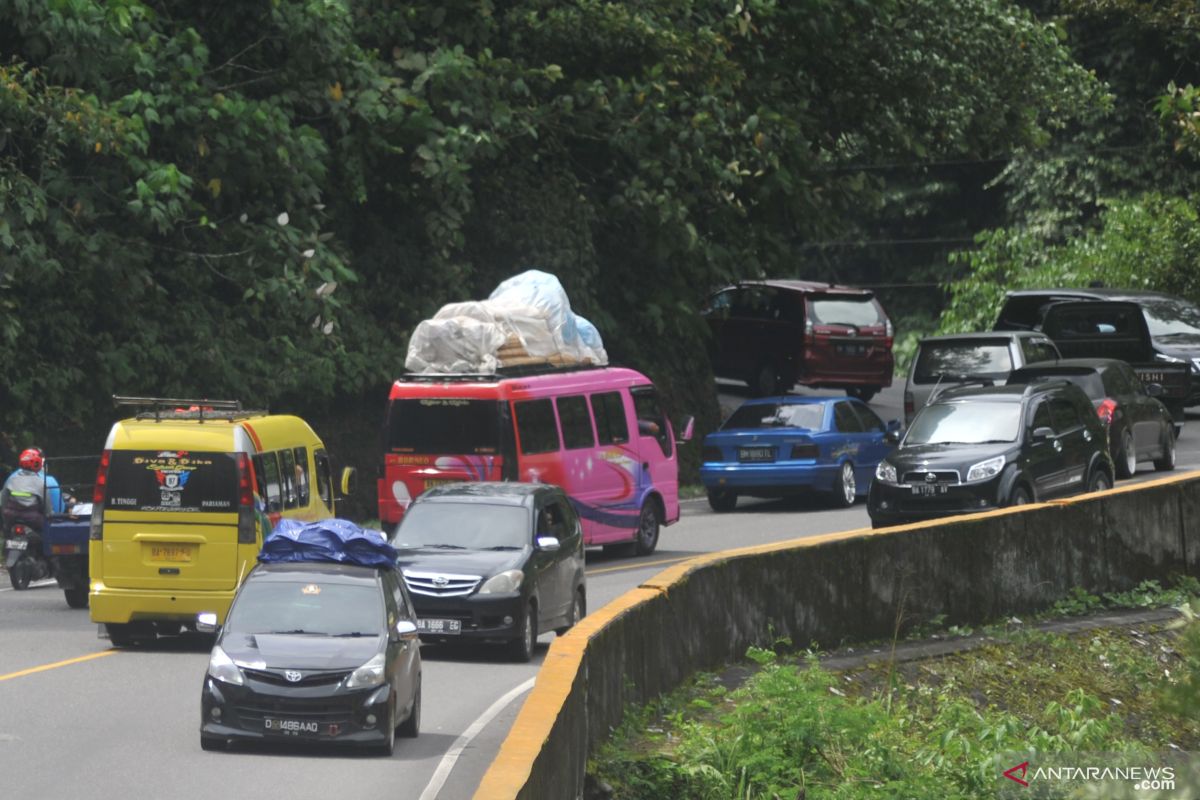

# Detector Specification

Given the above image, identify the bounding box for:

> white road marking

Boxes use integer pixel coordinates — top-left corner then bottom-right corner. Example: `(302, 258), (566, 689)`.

(419, 676), (536, 800)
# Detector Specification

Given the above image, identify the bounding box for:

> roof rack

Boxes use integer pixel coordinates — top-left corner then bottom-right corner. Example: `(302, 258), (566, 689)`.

(396, 362), (609, 383)
(113, 395), (268, 423)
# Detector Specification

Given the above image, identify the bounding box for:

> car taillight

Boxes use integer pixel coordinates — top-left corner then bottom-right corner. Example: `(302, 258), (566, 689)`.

(789, 444), (819, 459)
(1097, 398), (1118, 426)
(702, 446), (723, 463)
(885, 318), (894, 338)
(90, 449), (111, 541)
(237, 453), (256, 544)
(804, 317), (815, 345)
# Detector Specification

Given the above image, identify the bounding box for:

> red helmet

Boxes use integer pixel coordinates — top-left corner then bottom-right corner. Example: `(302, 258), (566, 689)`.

(18, 448), (43, 473)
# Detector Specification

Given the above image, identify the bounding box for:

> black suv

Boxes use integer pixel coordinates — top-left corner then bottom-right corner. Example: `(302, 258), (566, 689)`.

(390, 482), (586, 662)
(868, 382), (1115, 528)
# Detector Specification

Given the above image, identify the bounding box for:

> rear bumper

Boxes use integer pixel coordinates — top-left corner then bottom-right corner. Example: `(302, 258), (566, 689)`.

(407, 592), (527, 644)
(90, 585), (237, 625)
(700, 463), (839, 493)
(867, 478), (1002, 525)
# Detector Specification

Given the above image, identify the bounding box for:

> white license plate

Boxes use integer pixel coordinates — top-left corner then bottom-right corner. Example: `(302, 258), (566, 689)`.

(738, 446), (774, 463)
(5, 539), (28, 550)
(263, 717), (322, 737)
(417, 618), (462, 635)
(911, 484), (948, 496)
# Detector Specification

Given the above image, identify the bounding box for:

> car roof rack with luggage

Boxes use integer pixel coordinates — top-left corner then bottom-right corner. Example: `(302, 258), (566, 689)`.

(112, 395), (269, 423)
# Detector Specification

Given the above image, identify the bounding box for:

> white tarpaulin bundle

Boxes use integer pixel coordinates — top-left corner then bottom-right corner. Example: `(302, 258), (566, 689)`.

(405, 270), (609, 374)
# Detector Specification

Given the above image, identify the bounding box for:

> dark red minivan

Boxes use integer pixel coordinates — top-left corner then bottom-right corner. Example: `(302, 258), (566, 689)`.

(701, 280), (895, 401)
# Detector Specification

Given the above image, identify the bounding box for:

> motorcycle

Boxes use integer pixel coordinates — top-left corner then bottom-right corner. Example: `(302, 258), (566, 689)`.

(4, 519), (52, 590)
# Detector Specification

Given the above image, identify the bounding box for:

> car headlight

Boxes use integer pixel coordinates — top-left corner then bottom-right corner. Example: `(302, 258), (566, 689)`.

(1155, 352), (1185, 363)
(344, 652), (387, 690)
(207, 646), (245, 686)
(479, 569), (524, 594)
(1191, 358), (1200, 375)
(966, 455), (1005, 483)
(874, 461), (898, 484)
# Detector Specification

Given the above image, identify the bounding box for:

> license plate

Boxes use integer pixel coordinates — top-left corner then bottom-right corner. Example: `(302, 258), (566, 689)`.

(149, 545), (192, 562)
(5, 539), (27, 551)
(417, 618), (462, 635)
(50, 544), (81, 554)
(423, 478), (459, 491)
(263, 717), (322, 737)
(738, 446), (774, 463)
(911, 484), (948, 496)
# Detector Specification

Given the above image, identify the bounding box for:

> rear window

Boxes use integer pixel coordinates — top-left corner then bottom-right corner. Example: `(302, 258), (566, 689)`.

(387, 399), (502, 455)
(913, 340), (1014, 384)
(724, 403), (825, 430)
(104, 450), (238, 513)
(1012, 370), (1104, 401)
(809, 296), (883, 327)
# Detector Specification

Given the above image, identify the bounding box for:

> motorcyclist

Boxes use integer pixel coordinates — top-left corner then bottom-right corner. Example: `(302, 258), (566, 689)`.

(1, 448), (66, 533)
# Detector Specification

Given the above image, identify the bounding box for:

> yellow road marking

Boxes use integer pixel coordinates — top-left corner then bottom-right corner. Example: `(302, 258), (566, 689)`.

(587, 555), (694, 576)
(0, 649), (118, 682)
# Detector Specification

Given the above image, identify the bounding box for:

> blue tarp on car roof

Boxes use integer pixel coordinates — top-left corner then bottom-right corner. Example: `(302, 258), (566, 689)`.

(258, 518), (398, 568)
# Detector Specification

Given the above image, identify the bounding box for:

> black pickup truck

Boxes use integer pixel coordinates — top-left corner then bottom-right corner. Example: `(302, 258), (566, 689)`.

(995, 291), (1192, 426)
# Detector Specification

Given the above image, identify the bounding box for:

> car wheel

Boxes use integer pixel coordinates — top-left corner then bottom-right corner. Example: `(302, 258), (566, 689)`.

(398, 678), (420, 738)
(507, 601), (537, 663)
(9, 560), (31, 591)
(752, 362), (780, 397)
(1154, 427), (1177, 472)
(846, 387), (879, 403)
(106, 623), (139, 648)
(200, 735), (225, 752)
(634, 502), (661, 556)
(1088, 469), (1112, 493)
(1114, 427), (1136, 479)
(1006, 485), (1032, 507)
(831, 462), (856, 508)
(64, 588), (88, 609)
(556, 587), (586, 636)
(706, 489), (738, 513)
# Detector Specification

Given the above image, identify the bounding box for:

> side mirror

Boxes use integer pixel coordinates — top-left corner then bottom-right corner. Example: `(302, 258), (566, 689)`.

(395, 619), (419, 642)
(885, 430), (901, 445)
(536, 536), (561, 552)
(1031, 426), (1055, 442)
(340, 466), (358, 498)
(676, 415), (695, 444)
(1145, 383), (1163, 398)
(196, 612), (220, 635)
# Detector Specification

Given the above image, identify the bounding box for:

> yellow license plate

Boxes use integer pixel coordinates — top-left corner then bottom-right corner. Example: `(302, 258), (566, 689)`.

(149, 545), (193, 563)
(423, 478), (459, 490)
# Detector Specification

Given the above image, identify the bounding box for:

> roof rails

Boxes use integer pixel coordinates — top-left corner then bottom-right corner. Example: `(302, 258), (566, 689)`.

(396, 362), (609, 384)
(113, 395), (268, 423)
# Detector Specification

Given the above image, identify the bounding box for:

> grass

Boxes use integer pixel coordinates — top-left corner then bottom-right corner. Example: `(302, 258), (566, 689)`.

(587, 579), (1200, 800)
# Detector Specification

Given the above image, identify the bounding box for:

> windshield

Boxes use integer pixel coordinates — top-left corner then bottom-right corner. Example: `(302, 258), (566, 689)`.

(724, 403), (825, 430)
(391, 502), (529, 550)
(809, 297), (883, 327)
(913, 341), (1013, 384)
(1139, 298), (1200, 337)
(904, 401), (1021, 445)
(104, 451), (238, 513)
(225, 581), (383, 636)
(387, 398), (502, 455)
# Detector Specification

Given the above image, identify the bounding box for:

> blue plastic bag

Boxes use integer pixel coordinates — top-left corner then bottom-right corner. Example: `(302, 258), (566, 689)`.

(259, 518), (398, 568)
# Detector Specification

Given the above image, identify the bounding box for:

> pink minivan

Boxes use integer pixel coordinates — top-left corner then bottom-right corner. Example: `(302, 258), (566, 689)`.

(377, 366), (692, 556)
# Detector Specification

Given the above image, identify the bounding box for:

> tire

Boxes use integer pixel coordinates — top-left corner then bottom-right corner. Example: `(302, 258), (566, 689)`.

(375, 697), (396, 756)
(752, 363), (780, 397)
(507, 602), (537, 663)
(1006, 486), (1032, 507)
(1114, 427), (1136, 479)
(1154, 427), (1177, 472)
(1088, 469), (1112, 493)
(64, 588), (88, 609)
(9, 560), (31, 591)
(846, 387), (879, 403)
(831, 461), (856, 508)
(556, 587), (586, 636)
(398, 678), (421, 738)
(633, 501), (661, 556)
(106, 623), (139, 648)
(200, 735), (225, 752)
(706, 489), (738, 513)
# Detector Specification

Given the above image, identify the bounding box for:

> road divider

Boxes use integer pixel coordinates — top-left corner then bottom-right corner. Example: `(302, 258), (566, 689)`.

(474, 471), (1200, 799)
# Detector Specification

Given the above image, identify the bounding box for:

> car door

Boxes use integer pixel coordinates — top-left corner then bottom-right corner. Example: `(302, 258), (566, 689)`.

(533, 497), (570, 621)
(1048, 396), (1091, 494)
(1024, 399), (1065, 498)
(830, 401), (868, 489)
(848, 401), (893, 486)
(1107, 362), (1158, 457)
(383, 569), (419, 711)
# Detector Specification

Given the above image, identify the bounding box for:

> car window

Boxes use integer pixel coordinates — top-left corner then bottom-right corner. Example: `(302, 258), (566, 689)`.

(556, 395), (596, 450)
(1117, 363), (1147, 396)
(1048, 397), (1082, 433)
(292, 447), (310, 507)
(514, 399), (561, 455)
(912, 340), (1014, 383)
(104, 450), (239, 513)
(833, 402), (864, 433)
(1018, 370), (1104, 400)
(809, 296), (883, 327)
(537, 501), (567, 540)
(632, 386), (672, 458)
(278, 448), (297, 510)
(703, 289), (735, 318)
(731, 287), (772, 319)
(392, 501), (530, 549)
(723, 403), (825, 430)
(1138, 297), (1200, 336)
(254, 452), (283, 512)
(904, 402), (1021, 445)
(313, 449), (333, 507)
(1021, 338), (1058, 364)
(1030, 401), (1052, 431)
(851, 402), (885, 433)
(1101, 365), (1132, 397)
(590, 391), (630, 445)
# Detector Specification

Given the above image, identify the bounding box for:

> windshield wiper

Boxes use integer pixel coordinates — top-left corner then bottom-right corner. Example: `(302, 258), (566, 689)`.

(484, 545), (521, 551)
(423, 543), (467, 549)
(266, 629), (326, 636)
(331, 631), (374, 637)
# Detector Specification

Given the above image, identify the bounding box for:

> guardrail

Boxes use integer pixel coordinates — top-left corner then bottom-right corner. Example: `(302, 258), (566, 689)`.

(473, 472), (1200, 799)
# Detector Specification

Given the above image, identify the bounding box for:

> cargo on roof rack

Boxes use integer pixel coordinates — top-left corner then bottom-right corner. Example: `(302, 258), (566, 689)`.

(112, 395), (268, 423)
(395, 362), (608, 383)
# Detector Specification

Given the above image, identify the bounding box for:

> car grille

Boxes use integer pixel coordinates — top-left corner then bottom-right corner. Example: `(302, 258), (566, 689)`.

(901, 469), (960, 484)
(243, 668), (351, 688)
(403, 571), (481, 597)
(233, 699), (353, 725)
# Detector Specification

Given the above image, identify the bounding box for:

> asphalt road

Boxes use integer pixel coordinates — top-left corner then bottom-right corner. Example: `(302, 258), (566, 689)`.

(2, 381), (1198, 800)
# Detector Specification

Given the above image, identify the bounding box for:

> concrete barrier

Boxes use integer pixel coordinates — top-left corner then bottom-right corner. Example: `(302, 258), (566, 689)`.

(473, 472), (1200, 799)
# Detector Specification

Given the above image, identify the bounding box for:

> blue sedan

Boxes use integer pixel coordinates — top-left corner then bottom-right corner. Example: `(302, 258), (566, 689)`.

(700, 396), (900, 512)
